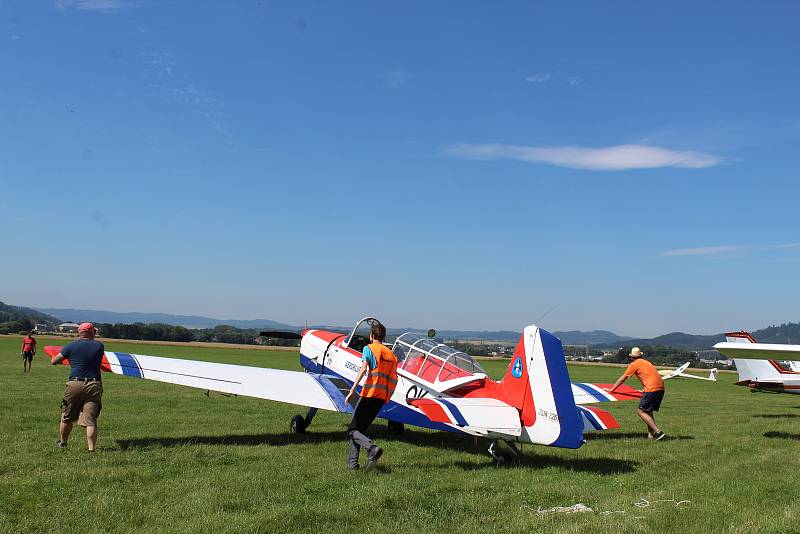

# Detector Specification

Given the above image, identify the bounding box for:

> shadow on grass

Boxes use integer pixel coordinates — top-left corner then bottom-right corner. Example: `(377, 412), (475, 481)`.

(116, 427), (639, 474)
(451, 455), (639, 475)
(116, 426), (487, 454)
(764, 431), (800, 440)
(117, 431), (347, 450)
(752, 414), (800, 419)
(584, 432), (694, 441)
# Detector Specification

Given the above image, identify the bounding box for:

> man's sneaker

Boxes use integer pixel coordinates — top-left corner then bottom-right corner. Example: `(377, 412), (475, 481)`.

(364, 447), (383, 472)
(56, 440), (67, 449)
(654, 431), (666, 441)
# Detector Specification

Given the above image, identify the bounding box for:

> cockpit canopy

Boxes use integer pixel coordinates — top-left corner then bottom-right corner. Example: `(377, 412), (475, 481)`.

(392, 332), (486, 388)
(344, 317), (487, 392)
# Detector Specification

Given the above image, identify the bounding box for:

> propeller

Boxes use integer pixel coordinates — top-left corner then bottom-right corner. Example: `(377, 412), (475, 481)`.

(258, 331), (303, 340)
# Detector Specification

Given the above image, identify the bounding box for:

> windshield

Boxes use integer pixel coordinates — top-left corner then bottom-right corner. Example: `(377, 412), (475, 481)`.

(392, 333), (484, 383)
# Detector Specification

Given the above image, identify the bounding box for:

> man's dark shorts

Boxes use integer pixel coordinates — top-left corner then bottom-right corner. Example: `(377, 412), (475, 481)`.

(22, 351), (33, 361)
(61, 380), (103, 427)
(639, 390), (665, 412)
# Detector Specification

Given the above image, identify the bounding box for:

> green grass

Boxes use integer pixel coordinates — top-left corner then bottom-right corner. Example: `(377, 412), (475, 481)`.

(1, 335), (799, 533)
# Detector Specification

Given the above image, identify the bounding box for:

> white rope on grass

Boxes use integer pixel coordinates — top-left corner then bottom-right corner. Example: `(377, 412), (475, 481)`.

(634, 498), (691, 508)
(523, 497), (691, 516)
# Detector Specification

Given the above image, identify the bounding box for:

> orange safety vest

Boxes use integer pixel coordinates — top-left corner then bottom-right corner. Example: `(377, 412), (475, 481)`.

(361, 342), (398, 403)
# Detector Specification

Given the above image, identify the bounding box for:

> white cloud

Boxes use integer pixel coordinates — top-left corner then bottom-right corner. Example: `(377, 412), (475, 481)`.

(568, 76), (580, 86)
(56, 0), (136, 12)
(525, 73), (552, 83)
(445, 143), (725, 171)
(661, 246), (745, 257)
(384, 69), (409, 88)
(661, 243), (800, 257)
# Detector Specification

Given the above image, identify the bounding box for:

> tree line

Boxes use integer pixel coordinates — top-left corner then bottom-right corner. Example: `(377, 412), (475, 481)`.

(604, 345), (720, 368)
(93, 322), (300, 346)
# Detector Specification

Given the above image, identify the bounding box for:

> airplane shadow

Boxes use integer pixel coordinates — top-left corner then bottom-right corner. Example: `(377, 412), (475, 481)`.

(584, 432), (694, 441)
(451, 455), (639, 475)
(752, 414), (800, 419)
(116, 425), (488, 453)
(116, 427), (639, 474)
(764, 431), (800, 441)
(116, 431), (347, 450)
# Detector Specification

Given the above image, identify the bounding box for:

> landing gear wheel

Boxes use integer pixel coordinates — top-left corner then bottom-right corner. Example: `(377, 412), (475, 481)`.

(492, 450), (513, 464)
(290, 415), (307, 434)
(488, 439), (517, 465)
(387, 421), (405, 435)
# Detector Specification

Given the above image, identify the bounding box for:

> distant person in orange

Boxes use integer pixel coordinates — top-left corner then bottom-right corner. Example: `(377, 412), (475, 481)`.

(21, 331), (37, 373)
(605, 347), (666, 440)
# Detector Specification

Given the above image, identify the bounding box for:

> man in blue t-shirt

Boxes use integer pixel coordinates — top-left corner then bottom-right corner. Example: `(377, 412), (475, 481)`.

(50, 323), (105, 451)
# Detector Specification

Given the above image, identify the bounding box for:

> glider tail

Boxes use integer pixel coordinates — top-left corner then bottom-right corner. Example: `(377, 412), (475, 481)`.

(709, 368), (718, 381)
(500, 325), (584, 449)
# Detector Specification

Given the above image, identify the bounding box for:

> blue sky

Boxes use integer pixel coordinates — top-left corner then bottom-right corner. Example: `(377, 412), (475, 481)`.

(2, 1), (799, 337)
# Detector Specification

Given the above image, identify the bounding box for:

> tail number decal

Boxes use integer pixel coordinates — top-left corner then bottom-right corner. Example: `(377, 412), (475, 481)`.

(538, 408), (559, 422)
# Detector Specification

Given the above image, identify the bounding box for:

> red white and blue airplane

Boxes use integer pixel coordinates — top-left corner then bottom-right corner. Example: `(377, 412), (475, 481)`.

(46, 318), (641, 461)
(714, 331), (800, 395)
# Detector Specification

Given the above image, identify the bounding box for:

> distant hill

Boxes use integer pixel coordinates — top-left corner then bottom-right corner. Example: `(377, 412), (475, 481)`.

(0, 301), (62, 334)
(36, 308), (294, 330)
(28, 305), (800, 350)
(1, 302), (61, 324)
(595, 322), (800, 351)
(599, 332), (725, 350)
(552, 330), (632, 345)
(750, 323), (800, 344)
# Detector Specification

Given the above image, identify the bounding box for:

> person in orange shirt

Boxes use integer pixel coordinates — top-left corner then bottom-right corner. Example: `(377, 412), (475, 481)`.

(605, 347), (666, 440)
(21, 331), (37, 373)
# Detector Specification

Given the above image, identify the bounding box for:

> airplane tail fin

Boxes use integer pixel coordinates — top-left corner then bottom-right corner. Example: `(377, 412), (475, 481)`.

(709, 368), (718, 381)
(725, 331), (756, 343)
(500, 325), (583, 449)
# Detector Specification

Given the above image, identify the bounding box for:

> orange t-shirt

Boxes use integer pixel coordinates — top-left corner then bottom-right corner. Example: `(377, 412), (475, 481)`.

(624, 358), (664, 392)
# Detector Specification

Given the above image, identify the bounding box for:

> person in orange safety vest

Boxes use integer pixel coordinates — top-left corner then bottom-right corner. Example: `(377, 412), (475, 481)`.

(344, 321), (398, 471)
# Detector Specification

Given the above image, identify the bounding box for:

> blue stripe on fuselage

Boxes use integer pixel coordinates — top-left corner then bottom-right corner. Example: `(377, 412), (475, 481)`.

(114, 352), (143, 378)
(437, 398), (469, 427)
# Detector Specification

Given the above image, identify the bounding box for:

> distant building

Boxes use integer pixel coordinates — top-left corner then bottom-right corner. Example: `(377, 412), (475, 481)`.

(34, 323), (50, 333)
(58, 323), (80, 333)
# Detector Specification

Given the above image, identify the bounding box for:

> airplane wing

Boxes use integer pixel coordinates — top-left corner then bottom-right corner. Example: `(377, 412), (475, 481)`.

(406, 397), (522, 437)
(45, 346), (351, 413)
(571, 383), (642, 405)
(715, 341), (800, 361)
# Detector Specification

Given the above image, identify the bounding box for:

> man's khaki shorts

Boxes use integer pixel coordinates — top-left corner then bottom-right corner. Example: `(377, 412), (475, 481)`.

(61, 380), (103, 427)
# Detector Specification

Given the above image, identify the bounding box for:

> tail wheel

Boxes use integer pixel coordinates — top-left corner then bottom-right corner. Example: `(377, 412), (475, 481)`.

(387, 421), (405, 434)
(290, 415), (307, 434)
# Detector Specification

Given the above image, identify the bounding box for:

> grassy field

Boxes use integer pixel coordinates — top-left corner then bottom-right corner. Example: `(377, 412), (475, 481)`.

(1, 335), (799, 533)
